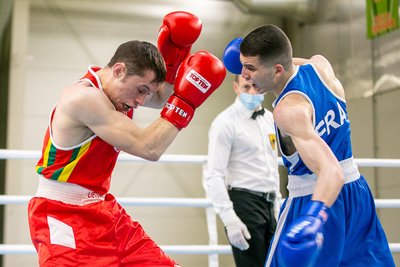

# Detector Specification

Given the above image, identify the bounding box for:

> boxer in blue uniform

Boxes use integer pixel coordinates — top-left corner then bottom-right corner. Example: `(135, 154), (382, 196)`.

(223, 24), (395, 267)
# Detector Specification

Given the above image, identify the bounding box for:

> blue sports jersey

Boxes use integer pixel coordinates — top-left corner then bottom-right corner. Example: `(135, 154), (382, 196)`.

(265, 63), (395, 267)
(273, 64), (352, 176)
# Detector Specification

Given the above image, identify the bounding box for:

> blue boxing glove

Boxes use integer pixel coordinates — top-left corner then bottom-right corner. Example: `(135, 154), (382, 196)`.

(222, 37), (243, 74)
(277, 200), (329, 267)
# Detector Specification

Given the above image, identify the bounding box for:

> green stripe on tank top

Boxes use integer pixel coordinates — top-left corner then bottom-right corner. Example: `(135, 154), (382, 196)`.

(47, 143), (58, 166)
(50, 146), (81, 180)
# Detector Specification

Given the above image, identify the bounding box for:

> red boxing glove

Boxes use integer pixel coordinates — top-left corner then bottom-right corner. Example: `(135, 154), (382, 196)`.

(161, 51), (226, 129)
(157, 11), (202, 84)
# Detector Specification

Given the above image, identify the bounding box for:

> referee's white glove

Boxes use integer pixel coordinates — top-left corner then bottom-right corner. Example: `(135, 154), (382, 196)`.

(220, 209), (251, 250)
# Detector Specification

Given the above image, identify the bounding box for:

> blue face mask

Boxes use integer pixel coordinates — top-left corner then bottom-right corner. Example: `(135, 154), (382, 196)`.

(239, 92), (265, 110)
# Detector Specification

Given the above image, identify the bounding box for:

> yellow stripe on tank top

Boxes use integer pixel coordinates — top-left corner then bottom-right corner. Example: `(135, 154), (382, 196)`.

(43, 137), (52, 167)
(57, 141), (92, 182)
(35, 138), (52, 173)
(42, 138), (52, 167)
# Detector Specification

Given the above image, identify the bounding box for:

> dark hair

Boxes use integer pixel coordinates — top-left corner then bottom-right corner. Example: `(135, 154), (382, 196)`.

(241, 24), (293, 70)
(107, 40), (166, 84)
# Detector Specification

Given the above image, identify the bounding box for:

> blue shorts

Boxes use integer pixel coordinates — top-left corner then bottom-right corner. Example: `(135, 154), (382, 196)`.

(266, 176), (395, 267)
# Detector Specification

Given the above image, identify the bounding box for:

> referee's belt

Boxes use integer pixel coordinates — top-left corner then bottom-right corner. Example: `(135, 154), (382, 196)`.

(228, 186), (276, 202)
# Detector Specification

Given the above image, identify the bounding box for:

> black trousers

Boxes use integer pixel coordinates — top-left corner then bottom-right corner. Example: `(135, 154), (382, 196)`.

(227, 189), (277, 267)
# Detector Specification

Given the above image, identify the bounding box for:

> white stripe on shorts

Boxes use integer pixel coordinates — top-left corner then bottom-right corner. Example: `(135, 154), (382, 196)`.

(265, 197), (293, 267)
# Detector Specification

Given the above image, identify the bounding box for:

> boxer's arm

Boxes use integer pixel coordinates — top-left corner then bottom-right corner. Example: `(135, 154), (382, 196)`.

(143, 82), (174, 109)
(309, 55), (346, 100)
(293, 57), (310, 65)
(293, 55), (328, 67)
(273, 94), (344, 206)
(274, 93), (344, 266)
(58, 83), (179, 161)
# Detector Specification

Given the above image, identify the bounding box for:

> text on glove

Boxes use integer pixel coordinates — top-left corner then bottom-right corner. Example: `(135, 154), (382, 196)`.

(186, 69), (211, 93)
(164, 103), (190, 118)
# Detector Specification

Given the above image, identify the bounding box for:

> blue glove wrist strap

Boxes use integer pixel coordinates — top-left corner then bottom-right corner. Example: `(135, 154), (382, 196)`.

(304, 200), (329, 222)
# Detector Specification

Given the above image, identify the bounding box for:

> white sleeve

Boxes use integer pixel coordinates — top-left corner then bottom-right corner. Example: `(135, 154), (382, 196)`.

(203, 118), (235, 217)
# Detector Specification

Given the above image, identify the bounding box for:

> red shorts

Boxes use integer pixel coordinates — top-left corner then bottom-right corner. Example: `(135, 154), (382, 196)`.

(28, 194), (178, 267)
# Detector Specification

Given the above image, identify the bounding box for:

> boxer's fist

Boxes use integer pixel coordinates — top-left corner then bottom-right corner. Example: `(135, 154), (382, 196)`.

(161, 51), (226, 129)
(277, 200), (328, 267)
(222, 37), (243, 75)
(157, 11), (202, 84)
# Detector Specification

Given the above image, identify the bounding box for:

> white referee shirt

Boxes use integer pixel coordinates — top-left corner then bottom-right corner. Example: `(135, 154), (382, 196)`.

(204, 97), (280, 215)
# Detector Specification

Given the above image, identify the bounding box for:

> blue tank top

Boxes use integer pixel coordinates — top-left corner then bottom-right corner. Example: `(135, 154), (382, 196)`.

(273, 64), (353, 176)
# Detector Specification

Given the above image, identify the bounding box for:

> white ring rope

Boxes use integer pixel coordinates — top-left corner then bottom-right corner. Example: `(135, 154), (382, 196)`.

(0, 243), (399, 255)
(3, 149), (400, 167)
(0, 149), (208, 164)
(0, 244), (233, 255)
(0, 195), (399, 209)
(0, 149), (399, 258)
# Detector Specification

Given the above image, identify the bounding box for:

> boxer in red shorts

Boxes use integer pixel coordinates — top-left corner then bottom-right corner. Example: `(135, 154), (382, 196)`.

(28, 11), (226, 266)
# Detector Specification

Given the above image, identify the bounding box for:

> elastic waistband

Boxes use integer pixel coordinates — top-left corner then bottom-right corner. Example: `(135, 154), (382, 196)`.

(287, 157), (360, 198)
(35, 176), (105, 206)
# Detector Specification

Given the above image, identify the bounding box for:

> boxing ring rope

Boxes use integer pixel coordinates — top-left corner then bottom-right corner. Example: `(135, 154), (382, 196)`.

(0, 149), (400, 266)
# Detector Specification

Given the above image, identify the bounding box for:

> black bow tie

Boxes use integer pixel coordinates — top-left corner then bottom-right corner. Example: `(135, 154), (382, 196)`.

(251, 109), (265, 120)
